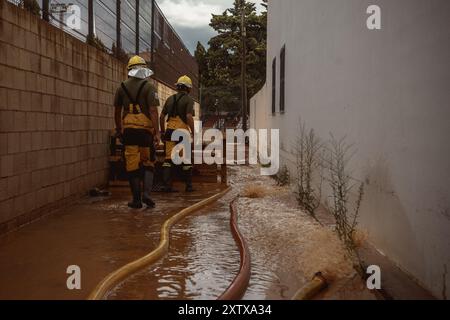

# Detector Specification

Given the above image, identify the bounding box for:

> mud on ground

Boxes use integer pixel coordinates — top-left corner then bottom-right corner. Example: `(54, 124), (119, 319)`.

(228, 165), (376, 300)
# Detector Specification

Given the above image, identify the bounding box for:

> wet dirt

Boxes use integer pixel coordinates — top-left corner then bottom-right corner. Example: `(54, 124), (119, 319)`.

(0, 184), (224, 300)
(227, 166), (371, 300)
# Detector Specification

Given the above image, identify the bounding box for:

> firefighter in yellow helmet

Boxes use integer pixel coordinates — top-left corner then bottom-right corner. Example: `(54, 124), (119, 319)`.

(114, 55), (160, 209)
(159, 75), (195, 192)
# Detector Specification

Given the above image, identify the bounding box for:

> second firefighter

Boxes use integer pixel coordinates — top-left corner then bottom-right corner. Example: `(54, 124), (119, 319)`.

(160, 76), (196, 193)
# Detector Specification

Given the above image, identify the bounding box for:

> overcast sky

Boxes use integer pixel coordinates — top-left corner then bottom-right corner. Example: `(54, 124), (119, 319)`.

(156, 0), (264, 54)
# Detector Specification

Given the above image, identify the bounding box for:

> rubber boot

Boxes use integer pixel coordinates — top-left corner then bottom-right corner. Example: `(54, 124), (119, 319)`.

(128, 173), (143, 209)
(162, 164), (178, 193)
(184, 167), (195, 193)
(143, 169), (155, 208)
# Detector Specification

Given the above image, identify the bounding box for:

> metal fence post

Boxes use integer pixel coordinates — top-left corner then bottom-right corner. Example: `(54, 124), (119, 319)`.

(88, 0), (94, 39)
(135, 0), (140, 55)
(150, 0), (155, 66)
(42, 0), (49, 22)
(241, 0), (248, 132)
(116, 0), (122, 51)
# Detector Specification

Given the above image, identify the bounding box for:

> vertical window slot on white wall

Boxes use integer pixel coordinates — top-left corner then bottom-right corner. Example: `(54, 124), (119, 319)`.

(272, 57), (277, 115)
(280, 45), (286, 113)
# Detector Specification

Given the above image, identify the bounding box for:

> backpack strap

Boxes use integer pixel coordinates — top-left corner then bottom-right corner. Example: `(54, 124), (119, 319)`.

(121, 81), (148, 114)
(121, 83), (134, 104)
(168, 93), (186, 120)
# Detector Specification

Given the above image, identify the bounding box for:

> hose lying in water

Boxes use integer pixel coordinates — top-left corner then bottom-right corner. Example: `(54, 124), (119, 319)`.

(88, 187), (232, 300)
(291, 272), (328, 300)
(218, 197), (251, 300)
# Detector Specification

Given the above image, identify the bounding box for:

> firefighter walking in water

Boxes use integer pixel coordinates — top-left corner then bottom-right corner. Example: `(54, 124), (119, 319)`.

(160, 76), (196, 193)
(114, 56), (160, 209)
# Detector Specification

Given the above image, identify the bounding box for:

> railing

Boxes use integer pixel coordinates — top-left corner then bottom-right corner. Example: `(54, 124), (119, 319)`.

(7, 0), (199, 100)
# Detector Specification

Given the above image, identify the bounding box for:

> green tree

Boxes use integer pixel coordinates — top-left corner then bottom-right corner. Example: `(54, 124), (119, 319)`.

(195, 41), (207, 80)
(195, 0), (267, 116)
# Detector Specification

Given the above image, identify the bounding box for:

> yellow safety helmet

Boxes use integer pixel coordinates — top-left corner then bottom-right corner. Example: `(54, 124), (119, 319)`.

(176, 75), (193, 88)
(127, 55), (147, 71)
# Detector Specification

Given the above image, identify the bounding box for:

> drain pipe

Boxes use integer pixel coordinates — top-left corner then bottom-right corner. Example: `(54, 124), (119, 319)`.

(291, 272), (329, 300)
(218, 198), (251, 300)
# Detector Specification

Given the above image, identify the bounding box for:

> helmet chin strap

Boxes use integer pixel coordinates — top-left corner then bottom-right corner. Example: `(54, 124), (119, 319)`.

(128, 67), (154, 79)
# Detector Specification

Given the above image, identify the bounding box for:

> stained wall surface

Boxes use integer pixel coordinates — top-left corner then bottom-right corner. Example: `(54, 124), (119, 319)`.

(251, 0), (450, 299)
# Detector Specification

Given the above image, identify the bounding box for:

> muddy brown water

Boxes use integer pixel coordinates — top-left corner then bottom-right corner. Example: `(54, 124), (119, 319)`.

(0, 183), (295, 300)
(107, 194), (294, 301)
(107, 198), (240, 300)
(0, 184), (225, 300)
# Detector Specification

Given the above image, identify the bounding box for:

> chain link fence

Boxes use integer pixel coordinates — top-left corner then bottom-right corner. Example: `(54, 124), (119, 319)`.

(7, 0), (199, 100)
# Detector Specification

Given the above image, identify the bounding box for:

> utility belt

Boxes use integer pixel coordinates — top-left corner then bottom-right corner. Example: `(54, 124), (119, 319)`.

(164, 116), (191, 141)
(123, 113), (154, 133)
(121, 81), (154, 133)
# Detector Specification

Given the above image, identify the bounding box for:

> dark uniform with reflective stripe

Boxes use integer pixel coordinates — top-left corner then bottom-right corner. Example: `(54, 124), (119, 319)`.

(161, 93), (194, 160)
(114, 78), (160, 207)
(160, 92), (195, 192)
(114, 78), (159, 172)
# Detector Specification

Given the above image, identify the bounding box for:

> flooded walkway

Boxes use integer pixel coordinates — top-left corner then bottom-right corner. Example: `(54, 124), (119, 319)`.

(0, 184), (225, 300)
(0, 166), (379, 301)
(107, 197), (240, 300)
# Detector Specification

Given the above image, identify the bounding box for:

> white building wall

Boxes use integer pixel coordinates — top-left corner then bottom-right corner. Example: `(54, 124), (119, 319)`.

(250, 84), (269, 131)
(251, 0), (450, 298)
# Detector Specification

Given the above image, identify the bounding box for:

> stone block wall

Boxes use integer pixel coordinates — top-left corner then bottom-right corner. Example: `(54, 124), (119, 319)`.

(0, 1), (125, 233)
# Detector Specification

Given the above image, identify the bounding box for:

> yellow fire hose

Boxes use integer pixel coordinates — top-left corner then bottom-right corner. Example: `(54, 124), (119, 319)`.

(291, 272), (329, 300)
(88, 187), (231, 300)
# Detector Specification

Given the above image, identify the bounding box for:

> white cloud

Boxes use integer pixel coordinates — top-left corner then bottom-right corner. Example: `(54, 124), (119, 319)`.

(156, 0), (264, 52)
(157, 0), (227, 29)
(157, 0), (263, 29)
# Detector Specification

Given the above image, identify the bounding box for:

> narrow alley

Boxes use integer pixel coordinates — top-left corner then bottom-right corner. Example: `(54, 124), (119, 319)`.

(0, 0), (449, 310)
